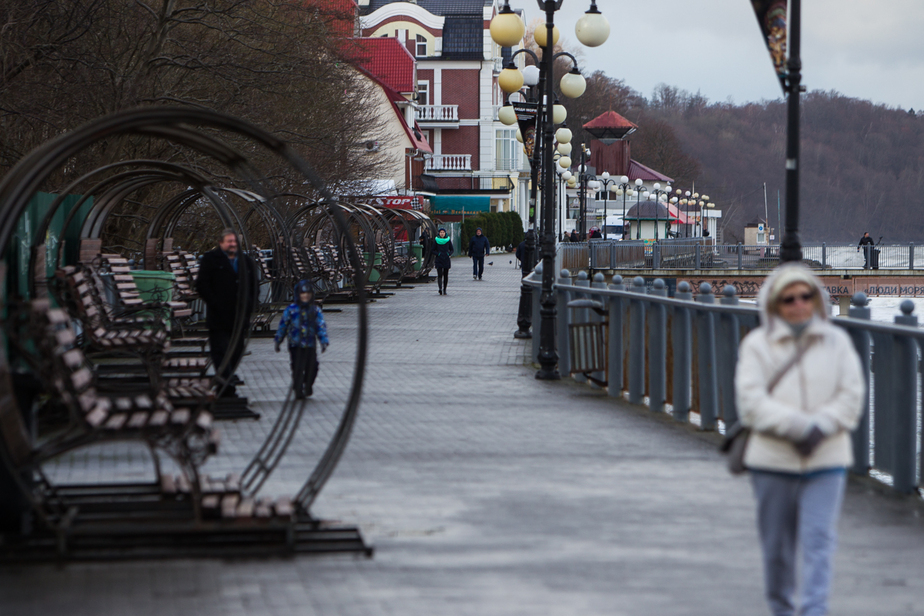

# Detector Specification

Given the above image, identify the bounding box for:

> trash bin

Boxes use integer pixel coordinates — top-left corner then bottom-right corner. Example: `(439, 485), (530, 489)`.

(130, 270), (176, 324)
(411, 243), (423, 271)
(130, 270), (175, 303)
(871, 248), (880, 270)
(361, 252), (383, 283)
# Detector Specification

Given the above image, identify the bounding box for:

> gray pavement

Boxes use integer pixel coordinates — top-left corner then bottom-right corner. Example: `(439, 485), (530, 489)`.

(4, 254), (924, 615)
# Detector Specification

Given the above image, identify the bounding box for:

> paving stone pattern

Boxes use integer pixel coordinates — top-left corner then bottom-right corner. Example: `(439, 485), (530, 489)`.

(4, 255), (924, 615)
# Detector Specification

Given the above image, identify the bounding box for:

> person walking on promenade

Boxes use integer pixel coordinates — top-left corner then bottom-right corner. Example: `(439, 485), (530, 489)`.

(857, 232), (875, 269)
(735, 264), (865, 616)
(196, 228), (259, 397)
(274, 280), (329, 399)
(570, 229), (579, 242)
(468, 227), (490, 280)
(432, 228), (453, 295)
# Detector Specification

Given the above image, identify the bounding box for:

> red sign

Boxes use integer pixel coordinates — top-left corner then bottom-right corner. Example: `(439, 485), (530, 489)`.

(370, 196), (422, 210)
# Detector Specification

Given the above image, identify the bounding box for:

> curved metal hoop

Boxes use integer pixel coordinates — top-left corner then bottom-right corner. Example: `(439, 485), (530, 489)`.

(0, 107), (368, 515)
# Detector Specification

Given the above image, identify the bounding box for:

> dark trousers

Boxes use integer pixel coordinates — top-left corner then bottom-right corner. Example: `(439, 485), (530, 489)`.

(862, 245), (871, 268)
(288, 345), (318, 396)
(471, 256), (484, 278)
(208, 328), (244, 387)
(436, 267), (449, 291)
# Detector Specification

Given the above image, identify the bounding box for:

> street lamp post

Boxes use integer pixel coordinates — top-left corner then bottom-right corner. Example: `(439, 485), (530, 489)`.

(596, 172), (621, 239)
(780, 0), (803, 262)
(491, 0), (609, 380)
(648, 182), (672, 241)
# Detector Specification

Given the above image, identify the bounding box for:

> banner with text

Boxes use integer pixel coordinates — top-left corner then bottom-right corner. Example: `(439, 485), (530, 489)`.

(512, 101), (539, 163)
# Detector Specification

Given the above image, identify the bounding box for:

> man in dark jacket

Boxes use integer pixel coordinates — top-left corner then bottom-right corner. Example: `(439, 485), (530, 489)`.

(196, 228), (259, 395)
(468, 227), (491, 280)
(857, 232), (875, 269)
(570, 229), (579, 242)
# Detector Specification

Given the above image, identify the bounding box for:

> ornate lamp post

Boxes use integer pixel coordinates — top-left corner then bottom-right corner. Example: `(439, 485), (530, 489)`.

(648, 182), (672, 241)
(491, 0), (609, 379)
(596, 172), (620, 239)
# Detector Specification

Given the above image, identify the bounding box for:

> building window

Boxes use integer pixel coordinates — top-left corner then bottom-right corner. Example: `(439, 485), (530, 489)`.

(417, 81), (429, 106)
(495, 129), (518, 171)
(416, 34), (428, 57)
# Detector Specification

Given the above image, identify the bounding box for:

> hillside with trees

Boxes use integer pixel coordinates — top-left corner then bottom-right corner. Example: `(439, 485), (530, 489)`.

(559, 72), (924, 243)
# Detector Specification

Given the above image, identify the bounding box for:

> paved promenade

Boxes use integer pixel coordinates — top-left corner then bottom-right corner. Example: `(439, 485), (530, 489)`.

(3, 256), (924, 615)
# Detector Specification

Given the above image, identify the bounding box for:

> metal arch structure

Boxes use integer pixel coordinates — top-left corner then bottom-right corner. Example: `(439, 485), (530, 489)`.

(0, 107), (370, 558)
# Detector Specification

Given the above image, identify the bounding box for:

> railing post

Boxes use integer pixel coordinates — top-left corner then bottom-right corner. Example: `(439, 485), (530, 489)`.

(607, 275), (626, 398)
(572, 271), (591, 383)
(648, 279), (668, 413)
(696, 283), (719, 430)
(653, 242), (661, 269)
(694, 244), (701, 270)
(590, 273), (607, 387)
(737, 243), (743, 270)
(910, 243), (915, 270)
(892, 301), (918, 493)
(556, 268), (572, 377)
(628, 276), (647, 405)
(847, 292), (871, 476)
(821, 242), (827, 268)
(531, 262), (543, 365)
(672, 281), (693, 422)
(717, 285), (741, 426)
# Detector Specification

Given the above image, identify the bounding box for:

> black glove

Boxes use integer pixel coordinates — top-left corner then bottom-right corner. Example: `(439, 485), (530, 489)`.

(795, 426), (825, 457)
(321, 343), (329, 353)
(274, 340), (281, 353)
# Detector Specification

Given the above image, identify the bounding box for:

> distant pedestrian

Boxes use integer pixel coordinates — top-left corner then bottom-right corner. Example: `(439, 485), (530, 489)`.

(195, 228), (259, 397)
(432, 228), (453, 295)
(589, 227), (602, 239)
(468, 227), (490, 280)
(735, 264), (864, 616)
(561, 231), (570, 242)
(857, 232), (875, 268)
(570, 229), (579, 242)
(274, 280), (329, 400)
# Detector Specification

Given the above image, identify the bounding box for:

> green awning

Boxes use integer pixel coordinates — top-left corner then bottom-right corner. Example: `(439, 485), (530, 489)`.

(429, 195), (490, 215)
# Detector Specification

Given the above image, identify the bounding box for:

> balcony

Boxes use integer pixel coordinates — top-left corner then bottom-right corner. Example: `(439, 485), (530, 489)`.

(425, 154), (472, 172)
(416, 105), (459, 126)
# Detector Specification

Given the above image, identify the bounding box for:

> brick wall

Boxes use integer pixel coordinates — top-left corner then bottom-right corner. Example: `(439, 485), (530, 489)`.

(441, 126), (480, 169)
(439, 69), (480, 119)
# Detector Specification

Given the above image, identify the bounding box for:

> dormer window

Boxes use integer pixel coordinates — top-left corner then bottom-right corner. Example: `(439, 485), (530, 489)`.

(416, 34), (427, 58)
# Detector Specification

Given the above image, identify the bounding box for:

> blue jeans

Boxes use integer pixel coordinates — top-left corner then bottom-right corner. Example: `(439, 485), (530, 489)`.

(751, 469), (846, 616)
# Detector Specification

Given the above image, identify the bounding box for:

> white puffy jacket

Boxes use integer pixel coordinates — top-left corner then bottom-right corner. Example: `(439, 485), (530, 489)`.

(734, 274), (865, 474)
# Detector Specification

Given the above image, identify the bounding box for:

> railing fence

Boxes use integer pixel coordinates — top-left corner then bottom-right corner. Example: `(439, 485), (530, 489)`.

(525, 268), (924, 495)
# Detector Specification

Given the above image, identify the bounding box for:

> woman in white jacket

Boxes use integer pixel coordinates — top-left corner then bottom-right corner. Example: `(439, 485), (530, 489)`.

(735, 264), (865, 616)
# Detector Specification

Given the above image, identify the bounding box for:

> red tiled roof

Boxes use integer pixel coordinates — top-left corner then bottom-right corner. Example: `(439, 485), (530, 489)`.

(353, 37), (416, 94)
(583, 111), (638, 131)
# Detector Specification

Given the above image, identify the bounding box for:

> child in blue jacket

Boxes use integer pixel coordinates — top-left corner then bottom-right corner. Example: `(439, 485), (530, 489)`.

(274, 280), (329, 399)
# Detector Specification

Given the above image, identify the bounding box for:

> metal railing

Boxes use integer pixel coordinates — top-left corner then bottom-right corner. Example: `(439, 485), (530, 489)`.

(559, 240), (922, 271)
(524, 266), (924, 494)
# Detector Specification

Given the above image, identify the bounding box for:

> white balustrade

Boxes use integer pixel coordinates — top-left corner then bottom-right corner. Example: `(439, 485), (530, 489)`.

(416, 105), (459, 122)
(425, 154), (472, 171)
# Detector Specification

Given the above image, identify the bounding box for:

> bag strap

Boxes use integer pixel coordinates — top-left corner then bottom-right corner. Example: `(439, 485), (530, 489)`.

(766, 337), (815, 394)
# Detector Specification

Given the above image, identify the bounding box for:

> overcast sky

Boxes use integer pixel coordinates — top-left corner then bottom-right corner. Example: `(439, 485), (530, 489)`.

(508, 0), (924, 111)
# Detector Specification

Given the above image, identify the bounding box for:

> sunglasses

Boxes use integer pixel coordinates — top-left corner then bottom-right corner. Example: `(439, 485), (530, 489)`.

(779, 291), (816, 305)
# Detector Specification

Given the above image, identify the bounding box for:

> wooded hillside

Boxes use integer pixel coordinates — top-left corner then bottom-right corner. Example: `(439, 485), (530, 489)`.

(615, 86), (924, 243)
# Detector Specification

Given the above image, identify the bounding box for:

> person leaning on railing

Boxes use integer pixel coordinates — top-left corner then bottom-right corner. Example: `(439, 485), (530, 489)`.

(734, 264), (865, 616)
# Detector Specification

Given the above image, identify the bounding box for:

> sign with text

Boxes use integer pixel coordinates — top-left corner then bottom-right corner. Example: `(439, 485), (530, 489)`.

(512, 101), (539, 163)
(368, 196), (422, 210)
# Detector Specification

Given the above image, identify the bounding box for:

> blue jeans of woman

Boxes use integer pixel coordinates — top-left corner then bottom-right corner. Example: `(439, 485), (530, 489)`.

(751, 469), (846, 616)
